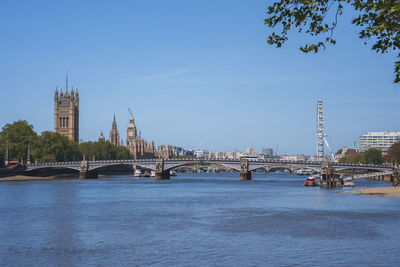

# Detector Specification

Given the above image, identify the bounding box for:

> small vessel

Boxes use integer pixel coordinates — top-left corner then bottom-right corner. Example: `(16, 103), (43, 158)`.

(343, 177), (355, 187)
(150, 170), (155, 177)
(133, 169), (141, 177)
(143, 170), (151, 177)
(170, 170), (177, 176)
(304, 176), (318, 186)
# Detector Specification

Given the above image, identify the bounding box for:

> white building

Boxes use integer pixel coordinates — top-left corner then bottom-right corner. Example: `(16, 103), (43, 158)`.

(359, 131), (400, 152)
(194, 150), (209, 158)
(261, 148), (274, 156)
(245, 147), (255, 155)
(280, 154), (306, 161)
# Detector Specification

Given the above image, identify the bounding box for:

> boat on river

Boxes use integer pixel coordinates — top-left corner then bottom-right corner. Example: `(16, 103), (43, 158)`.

(343, 177), (355, 187)
(304, 176), (318, 186)
(133, 169), (141, 177)
(170, 170), (177, 176)
(143, 170), (151, 177)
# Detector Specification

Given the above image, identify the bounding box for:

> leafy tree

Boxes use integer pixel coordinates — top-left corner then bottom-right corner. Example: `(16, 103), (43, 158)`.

(386, 141), (400, 164)
(32, 131), (81, 162)
(115, 145), (132, 160)
(0, 147), (4, 168)
(0, 120), (38, 163)
(339, 151), (363, 163)
(78, 140), (132, 160)
(265, 0), (400, 83)
(339, 148), (383, 164)
(0, 120), (134, 165)
(363, 148), (384, 164)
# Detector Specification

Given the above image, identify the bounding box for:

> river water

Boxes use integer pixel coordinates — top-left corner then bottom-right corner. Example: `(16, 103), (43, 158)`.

(0, 172), (399, 266)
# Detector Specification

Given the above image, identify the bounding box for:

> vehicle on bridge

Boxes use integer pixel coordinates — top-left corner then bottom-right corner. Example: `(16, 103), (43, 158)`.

(7, 161), (23, 170)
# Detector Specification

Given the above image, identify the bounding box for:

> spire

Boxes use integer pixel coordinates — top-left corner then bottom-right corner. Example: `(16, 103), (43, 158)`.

(75, 88), (79, 98)
(128, 114), (135, 127)
(71, 86), (74, 96)
(55, 87), (58, 97)
(60, 89), (64, 97)
(112, 114), (117, 130)
(66, 70), (68, 91)
(109, 114), (120, 146)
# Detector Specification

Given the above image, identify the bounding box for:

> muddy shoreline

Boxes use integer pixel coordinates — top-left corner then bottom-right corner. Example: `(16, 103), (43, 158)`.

(342, 187), (400, 198)
(0, 175), (77, 182)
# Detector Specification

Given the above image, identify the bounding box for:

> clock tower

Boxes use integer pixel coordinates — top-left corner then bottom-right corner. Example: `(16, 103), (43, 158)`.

(126, 114), (137, 146)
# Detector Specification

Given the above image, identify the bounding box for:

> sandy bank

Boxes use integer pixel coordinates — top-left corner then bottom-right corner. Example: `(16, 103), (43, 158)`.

(342, 187), (400, 198)
(0, 175), (75, 182)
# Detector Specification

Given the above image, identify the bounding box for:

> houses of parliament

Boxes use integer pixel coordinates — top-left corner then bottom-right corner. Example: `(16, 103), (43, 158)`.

(54, 83), (174, 159)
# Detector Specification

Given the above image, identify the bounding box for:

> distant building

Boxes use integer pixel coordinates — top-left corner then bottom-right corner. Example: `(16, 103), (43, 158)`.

(335, 146), (356, 161)
(281, 154), (306, 161)
(126, 114), (155, 159)
(245, 147), (255, 155)
(106, 111), (176, 159)
(99, 132), (105, 141)
(358, 131), (400, 152)
(54, 87), (79, 142)
(109, 114), (120, 146)
(261, 148), (273, 156)
(308, 155), (318, 161)
(194, 150), (209, 158)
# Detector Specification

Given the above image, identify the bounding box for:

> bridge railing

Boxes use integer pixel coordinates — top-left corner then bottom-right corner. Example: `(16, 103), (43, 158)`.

(26, 158), (397, 171)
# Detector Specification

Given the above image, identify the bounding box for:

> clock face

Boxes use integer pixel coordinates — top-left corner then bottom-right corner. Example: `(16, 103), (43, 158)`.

(129, 131), (133, 136)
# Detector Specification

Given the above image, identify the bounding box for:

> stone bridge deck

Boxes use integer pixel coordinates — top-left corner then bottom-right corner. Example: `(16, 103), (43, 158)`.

(25, 158), (396, 180)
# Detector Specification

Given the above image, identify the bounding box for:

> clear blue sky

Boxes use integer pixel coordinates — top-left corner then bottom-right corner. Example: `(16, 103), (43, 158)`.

(0, 0), (398, 155)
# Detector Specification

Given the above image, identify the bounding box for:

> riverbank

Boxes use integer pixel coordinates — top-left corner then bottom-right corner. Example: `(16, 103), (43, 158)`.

(0, 175), (75, 182)
(342, 187), (400, 198)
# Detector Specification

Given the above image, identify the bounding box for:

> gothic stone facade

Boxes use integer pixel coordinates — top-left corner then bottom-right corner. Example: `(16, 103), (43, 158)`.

(109, 114), (120, 146)
(105, 112), (175, 160)
(126, 114), (155, 159)
(54, 88), (79, 142)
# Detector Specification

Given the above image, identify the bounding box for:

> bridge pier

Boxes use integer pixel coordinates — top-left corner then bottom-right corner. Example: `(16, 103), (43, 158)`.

(240, 158), (251, 181)
(193, 163), (198, 173)
(392, 173), (400, 186)
(155, 158), (170, 180)
(155, 170), (170, 180)
(79, 159), (98, 179)
(79, 171), (98, 179)
(240, 171), (251, 181)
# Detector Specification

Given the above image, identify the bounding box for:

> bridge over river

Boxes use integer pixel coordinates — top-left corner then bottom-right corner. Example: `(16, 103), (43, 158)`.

(25, 158), (396, 181)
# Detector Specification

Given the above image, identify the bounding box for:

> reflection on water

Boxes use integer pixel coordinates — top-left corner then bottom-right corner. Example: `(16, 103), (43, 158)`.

(0, 173), (399, 266)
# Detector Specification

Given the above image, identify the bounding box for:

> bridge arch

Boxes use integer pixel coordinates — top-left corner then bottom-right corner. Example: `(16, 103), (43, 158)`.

(248, 163), (321, 173)
(334, 166), (395, 172)
(25, 166), (80, 176)
(163, 160), (241, 172)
